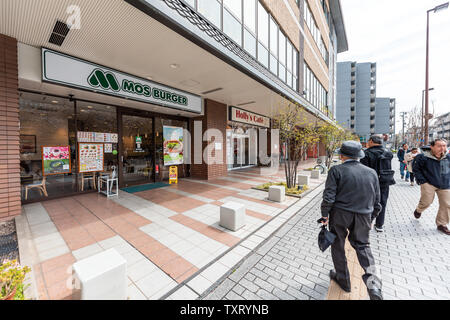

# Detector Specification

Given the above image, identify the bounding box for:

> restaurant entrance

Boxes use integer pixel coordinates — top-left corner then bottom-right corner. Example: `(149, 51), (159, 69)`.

(120, 114), (155, 187)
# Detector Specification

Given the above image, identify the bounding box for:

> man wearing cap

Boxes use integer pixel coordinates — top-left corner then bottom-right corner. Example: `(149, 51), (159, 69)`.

(320, 140), (383, 300)
(361, 134), (395, 232)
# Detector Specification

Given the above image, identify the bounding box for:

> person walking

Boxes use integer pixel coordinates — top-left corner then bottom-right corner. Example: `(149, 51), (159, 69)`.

(413, 139), (450, 235)
(405, 148), (420, 186)
(361, 134), (395, 232)
(397, 143), (410, 181)
(320, 141), (383, 300)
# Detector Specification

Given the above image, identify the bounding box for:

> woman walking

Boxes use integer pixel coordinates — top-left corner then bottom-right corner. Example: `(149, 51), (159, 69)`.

(405, 148), (419, 186)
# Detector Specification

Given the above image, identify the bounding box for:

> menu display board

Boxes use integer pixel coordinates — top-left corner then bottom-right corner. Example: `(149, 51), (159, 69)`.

(78, 143), (104, 173)
(163, 126), (184, 166)
(77, 132), (118, 143)
(42, 146), (71, 176)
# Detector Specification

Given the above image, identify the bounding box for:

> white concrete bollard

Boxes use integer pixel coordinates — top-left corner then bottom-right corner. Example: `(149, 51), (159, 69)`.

(268, 185), (286, 203)
(297, 174), (310, 186)
(72, 248), (127, 300)
(311, 170), (321, 179)
(220, 202), (246, 231)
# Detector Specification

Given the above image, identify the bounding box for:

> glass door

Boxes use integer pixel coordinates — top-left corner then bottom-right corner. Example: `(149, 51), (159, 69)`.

(120, 114), (154, 187)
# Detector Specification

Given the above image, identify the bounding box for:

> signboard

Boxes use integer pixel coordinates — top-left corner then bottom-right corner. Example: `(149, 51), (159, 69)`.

(104, 144), (113, 153)
(77, 132), (118, 143)
(79, 143), (104, 173)
(42, 146), (71, 176)
(42, 48), (202, 114)
(169, 166), (178, 184)
(163, 126), (184, 166)
(229, 107), (270, 128)
(135, 136), (143, 152)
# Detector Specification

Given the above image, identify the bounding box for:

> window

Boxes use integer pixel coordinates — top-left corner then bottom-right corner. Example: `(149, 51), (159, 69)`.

(270, 54), (277, 75)
(303, 62), (328, 112)
(198, 0), (221, 28)
(278, 30), (286, 65)
(286, 41), (292, 72)
(257, 42), (269, 68)
(257, 2), (269, 47)
(243, 0), (256, 33)
(223, 0), (242, 20)
(278, 63), (286, 82)
(223, 8), (242, 45)
(243, 29), (256, 57)
(269, 18), (278, 57)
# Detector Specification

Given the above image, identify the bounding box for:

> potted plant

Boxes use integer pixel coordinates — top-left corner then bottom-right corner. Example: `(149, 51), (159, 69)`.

(0, 259), (31, 300)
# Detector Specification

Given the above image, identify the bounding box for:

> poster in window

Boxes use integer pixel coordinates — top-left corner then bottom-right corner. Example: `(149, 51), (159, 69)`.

(78, 143), (104, 173)
(163, 126), (184, 166)
(20, 135), (36, 154)
(42, 146), (71, 176)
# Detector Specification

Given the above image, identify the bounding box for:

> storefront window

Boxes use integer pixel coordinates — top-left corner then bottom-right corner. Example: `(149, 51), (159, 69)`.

(226, 123), (258, 170)
(155, 118), (189, 182)
(76, 101), (118, 179)
(19, 92), (76, 202)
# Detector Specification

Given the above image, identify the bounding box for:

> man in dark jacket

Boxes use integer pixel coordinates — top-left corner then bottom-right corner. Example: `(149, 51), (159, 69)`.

(413, 138), (450, 235)
(361, 134), (394, 232)
(320, 141), (383, 300)
(397, 143), (410, 181)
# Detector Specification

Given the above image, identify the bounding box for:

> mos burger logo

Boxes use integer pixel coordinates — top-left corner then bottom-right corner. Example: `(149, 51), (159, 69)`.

(87, 68), (188, 106)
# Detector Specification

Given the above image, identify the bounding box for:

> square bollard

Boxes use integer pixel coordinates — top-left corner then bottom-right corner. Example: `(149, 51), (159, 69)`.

(297, 174), (310, 186)
(72, 248), (127, 300)
(268, 185), (286, 202)
(311, 170), (321, 179)
(220, 202), (246, 231)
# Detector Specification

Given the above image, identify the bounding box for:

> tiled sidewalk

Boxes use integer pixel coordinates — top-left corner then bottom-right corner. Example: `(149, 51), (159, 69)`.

(18, 161), (328, 300)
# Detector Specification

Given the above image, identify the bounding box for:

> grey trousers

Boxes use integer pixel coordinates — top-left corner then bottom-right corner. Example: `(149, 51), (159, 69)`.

(329, 208), (382, 290)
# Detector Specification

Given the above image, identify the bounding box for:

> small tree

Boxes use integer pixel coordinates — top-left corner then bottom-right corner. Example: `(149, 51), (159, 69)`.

(318, 123), (358, 169)
(273, 103), (320, 188)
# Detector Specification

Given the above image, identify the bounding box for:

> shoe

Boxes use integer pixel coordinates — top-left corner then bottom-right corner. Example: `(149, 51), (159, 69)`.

(437, 225), (450, 235)
(401, 176), (404, 180)
(405, 178), (409, 182)
(329, 270), (351, 292)
(368, 288), (383, 300)
(374, 226), (384, 232)
(414, 210), (421, 219)
(410, 182), (414, 186)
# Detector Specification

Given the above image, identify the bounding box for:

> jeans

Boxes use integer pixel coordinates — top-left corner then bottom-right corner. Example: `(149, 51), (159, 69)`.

(400, 162), (410, 179)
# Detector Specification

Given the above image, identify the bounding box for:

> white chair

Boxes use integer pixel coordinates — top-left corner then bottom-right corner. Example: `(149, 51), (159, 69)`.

(98, 166), (118, 198)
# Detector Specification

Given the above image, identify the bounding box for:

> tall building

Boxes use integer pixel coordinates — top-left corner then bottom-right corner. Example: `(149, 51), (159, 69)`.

(336, 61), (394, 142)
(0, 0), (347, 219)
(429, 112), (450, 141)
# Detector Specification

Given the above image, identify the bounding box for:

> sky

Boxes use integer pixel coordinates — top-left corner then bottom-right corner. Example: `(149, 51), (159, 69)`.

(337, 0), (450, 133)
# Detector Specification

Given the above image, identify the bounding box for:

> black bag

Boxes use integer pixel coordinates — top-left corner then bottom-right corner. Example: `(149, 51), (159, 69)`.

(317, 224), (336, 252)
(376, 149), (396, 186)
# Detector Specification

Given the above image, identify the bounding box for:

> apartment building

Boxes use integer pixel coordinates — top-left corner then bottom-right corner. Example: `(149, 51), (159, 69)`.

(429, 112), (450, 141)
(336, 61), (395, 142)
(0, 0), (347, 219)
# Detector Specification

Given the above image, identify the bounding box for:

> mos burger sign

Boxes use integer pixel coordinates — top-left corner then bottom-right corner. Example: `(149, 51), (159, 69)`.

(229, 107), (270, 128)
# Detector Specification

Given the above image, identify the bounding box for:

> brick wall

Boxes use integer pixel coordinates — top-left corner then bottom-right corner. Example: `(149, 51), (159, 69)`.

(0, 34), (20, 221)
(190, 99), (227, 180)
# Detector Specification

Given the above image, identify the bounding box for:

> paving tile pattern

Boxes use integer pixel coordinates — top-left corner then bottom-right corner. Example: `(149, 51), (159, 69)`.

(204, 161), (450, 300)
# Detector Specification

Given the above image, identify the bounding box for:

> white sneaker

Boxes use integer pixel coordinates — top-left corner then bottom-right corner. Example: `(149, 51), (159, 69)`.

(375, 226), (384, 232)
(410, 182), (414, 186)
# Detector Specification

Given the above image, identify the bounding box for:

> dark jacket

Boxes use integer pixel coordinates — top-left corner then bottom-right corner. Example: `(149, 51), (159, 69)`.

(397, 149), (408, 162)
(413, 150), (450, 189)
(321, 160), (382, 218)
(360, 145), (393, 187)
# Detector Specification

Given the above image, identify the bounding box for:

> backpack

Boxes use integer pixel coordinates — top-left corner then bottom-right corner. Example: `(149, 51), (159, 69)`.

(376, 149), (396, 186)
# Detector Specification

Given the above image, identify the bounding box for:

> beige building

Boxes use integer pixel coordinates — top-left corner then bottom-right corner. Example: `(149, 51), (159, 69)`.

(0, 0), (347, 219)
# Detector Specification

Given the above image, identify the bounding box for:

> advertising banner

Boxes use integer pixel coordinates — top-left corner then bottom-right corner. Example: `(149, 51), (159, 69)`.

(42, 146), (71, 176)
(79, 143), (104, 173)
(163, 126), (184, 166)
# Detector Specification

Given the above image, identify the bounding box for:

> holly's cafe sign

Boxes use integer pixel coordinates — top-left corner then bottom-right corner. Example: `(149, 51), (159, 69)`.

(229, 107), (270, 128)
(41, 48), (202, 114)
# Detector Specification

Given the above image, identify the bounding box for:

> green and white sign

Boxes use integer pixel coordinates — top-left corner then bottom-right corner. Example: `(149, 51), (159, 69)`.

(42, 48), (202, 114)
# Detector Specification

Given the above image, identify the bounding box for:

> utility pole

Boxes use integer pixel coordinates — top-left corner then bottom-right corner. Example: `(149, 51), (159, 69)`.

(400, 111), (407, 144)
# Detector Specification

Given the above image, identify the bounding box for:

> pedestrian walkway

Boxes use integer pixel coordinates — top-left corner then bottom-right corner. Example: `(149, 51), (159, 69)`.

(16, 160), (330, 300)
(201, 160), (450, 300)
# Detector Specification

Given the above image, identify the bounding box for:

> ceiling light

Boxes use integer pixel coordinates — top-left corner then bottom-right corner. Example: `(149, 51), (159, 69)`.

(146, 76), (153, 80)
(51, 100), (59, 104)
(87, 105), (93, 109)
(170, 64), (179, 69)
(237, 101), (256, 106)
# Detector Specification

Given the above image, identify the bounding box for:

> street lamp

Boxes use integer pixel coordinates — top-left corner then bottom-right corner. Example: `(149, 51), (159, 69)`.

(421, 87), (434, 144)
(424, 2), (449, 145)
